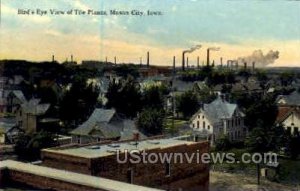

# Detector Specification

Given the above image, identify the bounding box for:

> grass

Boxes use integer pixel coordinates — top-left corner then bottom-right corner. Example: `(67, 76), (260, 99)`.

(163, 117), (188, 135)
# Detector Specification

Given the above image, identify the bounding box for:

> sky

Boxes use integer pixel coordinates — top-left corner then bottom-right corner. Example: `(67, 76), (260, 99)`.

(0, 0), (300, 67)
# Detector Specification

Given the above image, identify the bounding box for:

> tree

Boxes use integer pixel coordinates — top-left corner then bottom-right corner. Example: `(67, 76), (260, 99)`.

(245, 122), (287, 152)
(244, 96), (278, 130)
(215, 135), (231, 151)
(142, 86), (165, 110)
(137, 108), (165, 136)
(59, 76), (99, 127)
(106, 78), (142, 118)
(176, 90), (199, 118)
(15, 131), (56, 161)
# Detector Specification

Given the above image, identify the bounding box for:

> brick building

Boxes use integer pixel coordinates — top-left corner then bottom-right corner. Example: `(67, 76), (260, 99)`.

(41, 138), (210, 190)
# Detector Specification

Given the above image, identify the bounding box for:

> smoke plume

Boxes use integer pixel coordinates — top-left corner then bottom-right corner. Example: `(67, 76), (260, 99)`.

(237, 50), (279, 67)
(183, 45), (202, 54)
(208, 47), (220, 51)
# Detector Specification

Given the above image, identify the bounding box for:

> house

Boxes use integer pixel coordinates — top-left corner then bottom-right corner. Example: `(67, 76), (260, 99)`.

(6, 90), (27, 113)
(190, 97), (247, 145)
(276, 90), (300, 107)
(276, 107), (300, 135)
(16, 98), (51, 134)
(70, 108), (146, 144)
(0, 117), (23, 144)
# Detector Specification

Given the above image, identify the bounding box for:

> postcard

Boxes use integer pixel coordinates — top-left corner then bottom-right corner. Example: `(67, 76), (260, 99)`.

(0, 1), (299, 191)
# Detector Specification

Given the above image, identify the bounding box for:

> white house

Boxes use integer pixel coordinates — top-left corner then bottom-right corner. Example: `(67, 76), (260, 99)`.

(276, 107), (300, 135)
(190, 97), (247, 145)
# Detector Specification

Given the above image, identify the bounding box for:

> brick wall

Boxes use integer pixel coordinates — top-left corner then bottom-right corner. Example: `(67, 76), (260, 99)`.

(3, 169), (103, 191)
(42, 141), (210, 190)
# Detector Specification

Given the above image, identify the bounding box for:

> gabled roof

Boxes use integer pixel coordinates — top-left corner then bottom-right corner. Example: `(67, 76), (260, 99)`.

(172, 80), (194, 92)
(9, 90), (27, 103)
(0, 117), (17, 133)
(22, 99), (50, 115)
(191, 97), (244, 124)
(70, 108), (118, 137)
(276, 106), (300, 123)
(276, 91), (300, 106)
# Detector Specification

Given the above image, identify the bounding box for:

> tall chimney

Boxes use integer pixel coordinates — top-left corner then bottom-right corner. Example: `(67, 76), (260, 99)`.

(182, 52), (185, 71)
(52, 55), (55, 63)
(140, 57), (142, 66)
(173, 56), (176, 73)
(244, 62), (247, 70)
(114, 56), (117, 65)
(227, 60), (230, 68)
(236, 61), (239, 69)
(186, 57), (189, 68)
(207, 49), (210, 66)
(147, 51), (150, 68)
(212, 60), (215, 67)
(71, 55), (73, 62)
(105, 57), (108, 64)
(197, 56), (200, 69)
(220, 57), (223, 67)
(252, 62), (255, 71)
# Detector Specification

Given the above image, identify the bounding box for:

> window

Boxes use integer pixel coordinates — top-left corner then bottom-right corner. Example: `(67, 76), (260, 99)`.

(197, 121), (199, 128)
(97, 138), (101, 142)
(203, 122), (206, 129)
(198, 115), (200, 119)
(127, 168), (133, 184)
(202, 115), (204, 119)
(77, 137), (81, 144)
(294, 127), (299, 135)
(165, 162), (171, 176)
(193, 124), (195, 128)
(208, 125), (210, 130)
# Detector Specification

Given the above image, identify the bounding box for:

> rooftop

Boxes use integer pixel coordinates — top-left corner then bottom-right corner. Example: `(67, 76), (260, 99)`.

(0, 160), (162, 191)
(43, 138), (195, 159)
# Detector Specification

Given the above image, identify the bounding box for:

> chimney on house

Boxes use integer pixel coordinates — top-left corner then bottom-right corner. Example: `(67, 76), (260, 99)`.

(147, 51), (150, 68)
(133, 132), (140, 142)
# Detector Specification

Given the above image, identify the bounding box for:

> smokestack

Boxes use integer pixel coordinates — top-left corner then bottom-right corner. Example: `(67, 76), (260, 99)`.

(140, 57), (142, 66)
(105, 57), (108, 64)
(186, 57), (189, 68)
(182, 52), (185, 71)
(252, 62), (255, 71)
(197, 56), (200, 69)
(227, 60), (230, 68)
(244, 62), (247, 69)
(212, 60), (215, 67)
(71, 55), (73, 62)
(236, 61), (239, 69)
(147, 51), (150, 68)
(220, 57), (223, 67)
(52, 55), (55, 62)
(173, 56), (176, 73)
(207, 49), (210, 66)
(114, 56), (117, 65)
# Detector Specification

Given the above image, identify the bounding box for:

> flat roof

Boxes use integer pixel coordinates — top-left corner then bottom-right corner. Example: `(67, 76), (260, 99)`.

(0, 160), (162, 191)
(43, 138), (197, 159)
